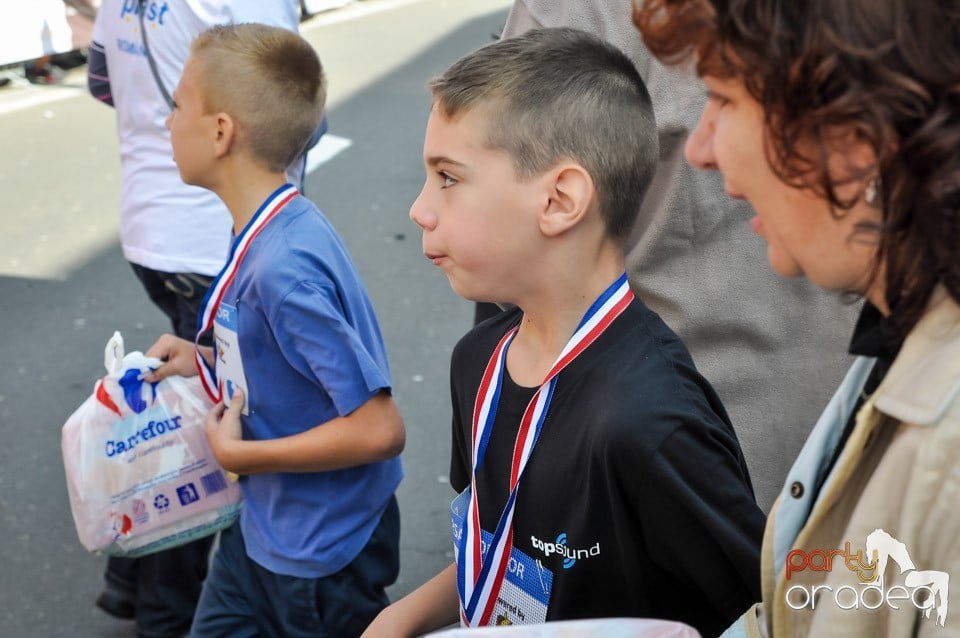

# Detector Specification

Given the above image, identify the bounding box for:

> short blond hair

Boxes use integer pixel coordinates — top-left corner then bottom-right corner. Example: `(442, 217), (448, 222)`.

(191, 23), (325, 172)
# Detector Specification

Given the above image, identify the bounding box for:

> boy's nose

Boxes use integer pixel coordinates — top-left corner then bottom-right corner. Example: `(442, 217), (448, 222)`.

(409, 187), (437, 231)
(684, 107), (718, 171)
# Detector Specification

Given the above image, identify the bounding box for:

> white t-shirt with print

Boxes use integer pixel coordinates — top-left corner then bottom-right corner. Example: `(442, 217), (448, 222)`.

(93, 0), (300, 275)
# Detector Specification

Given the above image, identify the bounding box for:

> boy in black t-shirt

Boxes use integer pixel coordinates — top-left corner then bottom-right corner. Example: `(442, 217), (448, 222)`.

(362, 27), (764, 638)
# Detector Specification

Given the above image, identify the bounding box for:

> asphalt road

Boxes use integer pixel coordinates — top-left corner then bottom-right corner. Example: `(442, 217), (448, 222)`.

(0, 1), (512, 635)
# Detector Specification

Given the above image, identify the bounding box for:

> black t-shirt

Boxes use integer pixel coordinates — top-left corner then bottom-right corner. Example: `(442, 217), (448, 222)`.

(449, 298), (765, 638)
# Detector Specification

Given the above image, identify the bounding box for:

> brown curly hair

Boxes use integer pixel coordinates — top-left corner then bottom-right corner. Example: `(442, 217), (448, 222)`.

(634, 0), (960, 337)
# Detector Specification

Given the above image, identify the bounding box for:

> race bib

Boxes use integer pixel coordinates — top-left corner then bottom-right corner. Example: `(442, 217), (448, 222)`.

(452, 489), (552, 626)
(213, 303), (249, 415)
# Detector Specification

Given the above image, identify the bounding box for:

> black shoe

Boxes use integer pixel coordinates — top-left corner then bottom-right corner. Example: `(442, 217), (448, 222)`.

(95, 586), (136, 620)
(23, 61), (63, 85)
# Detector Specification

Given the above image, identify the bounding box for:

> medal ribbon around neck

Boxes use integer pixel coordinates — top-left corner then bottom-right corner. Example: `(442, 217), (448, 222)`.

(194, 184), (298, 403)
(458, 272), (634, 626)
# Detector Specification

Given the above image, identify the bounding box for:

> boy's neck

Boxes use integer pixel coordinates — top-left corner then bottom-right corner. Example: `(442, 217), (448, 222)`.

(213, 169), (289, 234)
(506, 246), (626, 387)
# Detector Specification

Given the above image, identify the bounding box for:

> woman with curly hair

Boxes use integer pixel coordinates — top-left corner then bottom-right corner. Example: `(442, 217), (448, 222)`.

(635, 0), (960, 636)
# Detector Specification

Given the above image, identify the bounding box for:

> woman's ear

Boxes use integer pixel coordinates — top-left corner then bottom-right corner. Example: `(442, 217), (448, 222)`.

(538, 163), (595, 237)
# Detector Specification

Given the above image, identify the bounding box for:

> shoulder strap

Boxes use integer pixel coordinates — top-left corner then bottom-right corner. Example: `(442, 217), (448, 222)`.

(138, 0), (174, 110)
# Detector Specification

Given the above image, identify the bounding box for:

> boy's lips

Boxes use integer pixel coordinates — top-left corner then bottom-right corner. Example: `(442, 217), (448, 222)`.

(425, 252), (447, 265)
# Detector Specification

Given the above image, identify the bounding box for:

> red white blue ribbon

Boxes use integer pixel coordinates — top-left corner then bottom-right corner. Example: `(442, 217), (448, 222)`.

(457, 273), (634, 626)
(194, 184), (298, 403)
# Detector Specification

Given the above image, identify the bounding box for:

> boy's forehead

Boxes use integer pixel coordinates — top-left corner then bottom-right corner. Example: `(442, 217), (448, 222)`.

(423, 102), (489, 155)
(177, 55), (213, 105)
(427, 101), (465, 129)
(178, 56), (202, 89)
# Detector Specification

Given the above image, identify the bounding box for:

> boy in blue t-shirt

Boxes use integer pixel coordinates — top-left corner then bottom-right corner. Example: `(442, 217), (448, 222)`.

(145, 23), (405, 637)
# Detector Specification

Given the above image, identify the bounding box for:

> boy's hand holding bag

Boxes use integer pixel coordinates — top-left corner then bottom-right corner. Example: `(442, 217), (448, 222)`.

(62, 331), (242, 557)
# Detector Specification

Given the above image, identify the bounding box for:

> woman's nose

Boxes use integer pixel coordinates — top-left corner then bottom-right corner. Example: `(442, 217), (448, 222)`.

(684, 105), (718, 171)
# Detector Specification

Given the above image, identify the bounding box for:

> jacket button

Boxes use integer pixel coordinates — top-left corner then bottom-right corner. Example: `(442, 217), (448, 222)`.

(790, 482), (805, 499)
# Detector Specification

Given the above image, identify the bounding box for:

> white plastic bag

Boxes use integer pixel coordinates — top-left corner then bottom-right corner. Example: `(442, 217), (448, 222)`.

(426, 618), (701, 637)
(62, 331), (242, 557)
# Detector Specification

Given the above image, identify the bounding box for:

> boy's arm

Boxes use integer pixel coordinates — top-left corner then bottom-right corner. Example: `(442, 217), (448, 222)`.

(632, 419), (765, 628)
(359, 338), (471, 636)
(206, 388), (404, 474)
(361, 563), (460, 638)
(212, 278), (401, 474)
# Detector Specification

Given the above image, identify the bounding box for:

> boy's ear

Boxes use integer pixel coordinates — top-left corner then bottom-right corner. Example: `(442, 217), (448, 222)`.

(538, 164), (595, 237)
(212, 112), (236, 158)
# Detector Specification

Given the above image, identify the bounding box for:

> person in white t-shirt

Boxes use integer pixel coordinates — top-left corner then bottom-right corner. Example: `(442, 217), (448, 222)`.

(87, 2), (304, 636)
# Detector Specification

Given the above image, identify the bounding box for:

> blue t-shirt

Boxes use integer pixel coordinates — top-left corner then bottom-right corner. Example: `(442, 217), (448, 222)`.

(224, 190), (402, 578)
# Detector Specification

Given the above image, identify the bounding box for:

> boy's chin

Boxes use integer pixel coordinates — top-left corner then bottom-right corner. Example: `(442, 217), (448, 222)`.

(447, 280), (485, 304)
(445, 273), (510, 307)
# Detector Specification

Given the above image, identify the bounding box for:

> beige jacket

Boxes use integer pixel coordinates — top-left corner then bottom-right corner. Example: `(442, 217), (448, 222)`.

(745, 287), (960, 637)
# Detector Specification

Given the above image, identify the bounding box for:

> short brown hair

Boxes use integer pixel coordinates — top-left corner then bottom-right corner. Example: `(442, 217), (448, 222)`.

(635, 0), (960, 336)
(191, 23), (325, 172)
(430, 27), (658, 244)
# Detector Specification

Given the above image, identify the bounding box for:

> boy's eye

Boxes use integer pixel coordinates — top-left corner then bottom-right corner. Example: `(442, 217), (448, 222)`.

(439, 171), (457, 188)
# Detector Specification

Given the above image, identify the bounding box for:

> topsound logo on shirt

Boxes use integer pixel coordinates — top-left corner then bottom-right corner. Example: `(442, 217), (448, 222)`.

(529, 533), (600, 569)
(785, 528), (949, 626)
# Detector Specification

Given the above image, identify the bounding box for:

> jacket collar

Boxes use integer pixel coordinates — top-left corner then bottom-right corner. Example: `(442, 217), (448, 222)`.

(874, 286), (960, 425)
